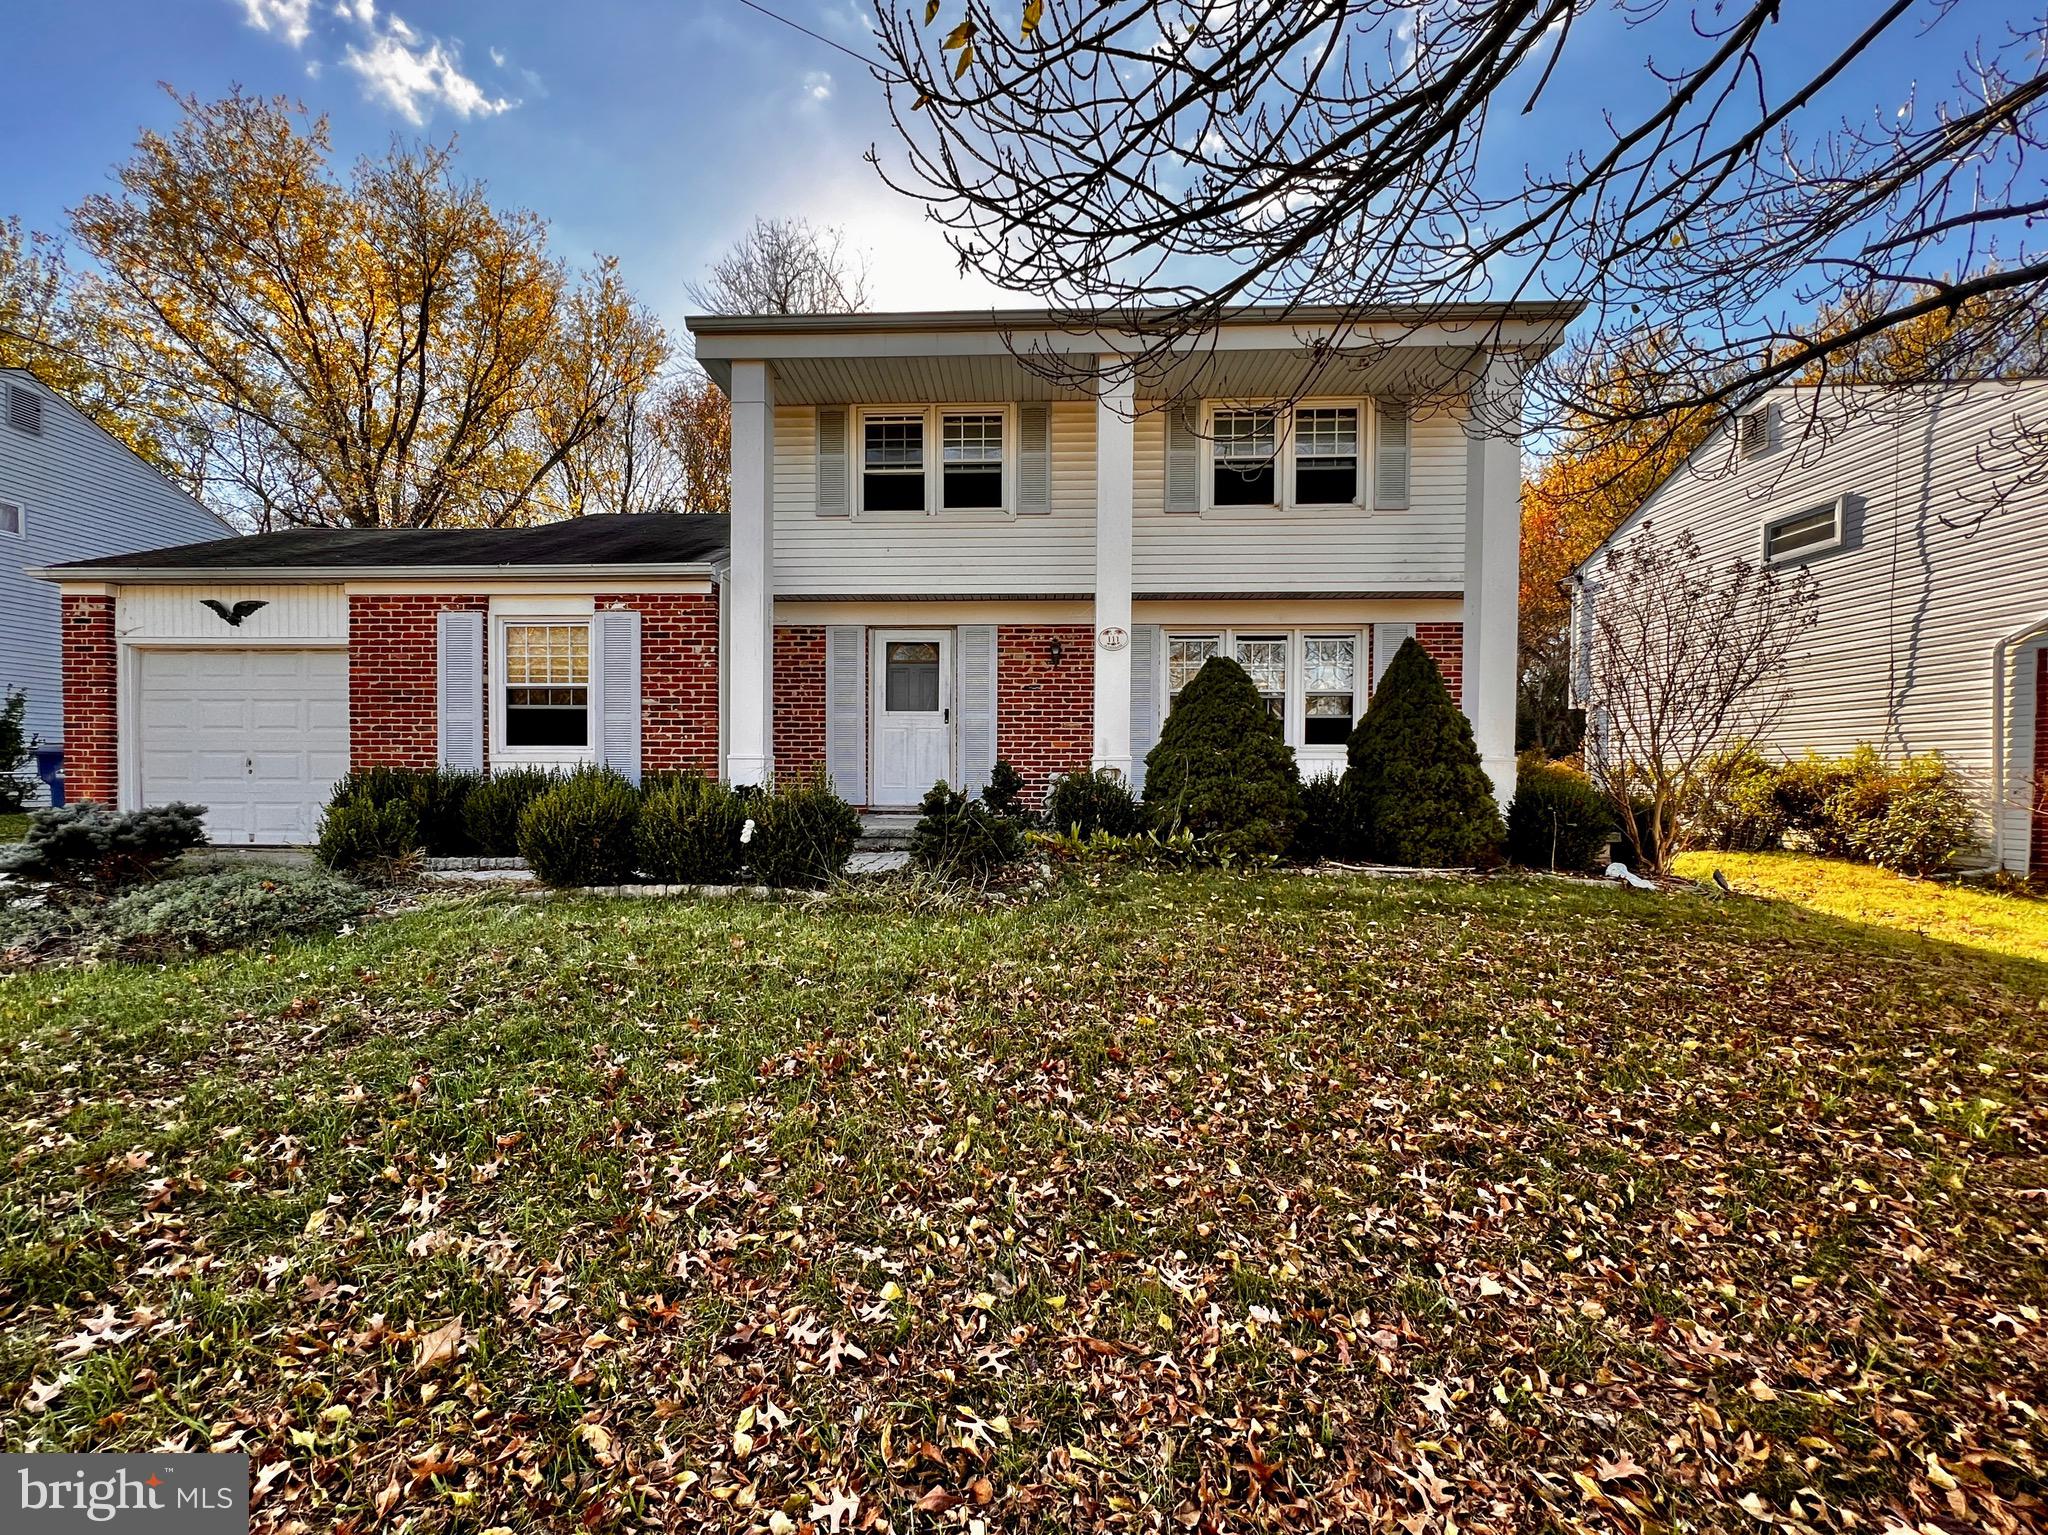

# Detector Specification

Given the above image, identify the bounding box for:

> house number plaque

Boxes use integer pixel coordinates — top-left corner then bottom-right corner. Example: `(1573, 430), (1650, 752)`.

(1097, 626), (1129, 651)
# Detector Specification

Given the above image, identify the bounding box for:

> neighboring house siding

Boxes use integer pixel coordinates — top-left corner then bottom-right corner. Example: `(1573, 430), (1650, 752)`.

(60, 593), (117, 804)
(0, 373), (232, 741)
(2034, 650), (2048, 875)
(1579, 383), (2048, 865)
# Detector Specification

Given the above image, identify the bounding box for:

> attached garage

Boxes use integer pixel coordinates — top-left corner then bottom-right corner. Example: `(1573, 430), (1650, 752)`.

(136, 648), (348, 845)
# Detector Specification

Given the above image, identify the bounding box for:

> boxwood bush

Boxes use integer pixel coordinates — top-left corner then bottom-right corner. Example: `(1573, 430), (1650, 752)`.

(316, 798), (420, 881)
(637, 774), (748, 884)
(1141, 657), (1303, 859)
(748, 773), (861, 889)
(327, 766), (478, 856)
(1344, 639), (1503, 866)
(1291, 773), (1357, 863)
(1505, 757), (1613, 873)
(1045, 768), (1142, 839)
(517, 767), (642, 888)
(463, 768), (559, 857)
(1686, 743), (1788, 852)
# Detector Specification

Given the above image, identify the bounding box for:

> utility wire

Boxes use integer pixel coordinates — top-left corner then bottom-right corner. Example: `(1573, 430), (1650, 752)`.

(732, 0), (897, 75)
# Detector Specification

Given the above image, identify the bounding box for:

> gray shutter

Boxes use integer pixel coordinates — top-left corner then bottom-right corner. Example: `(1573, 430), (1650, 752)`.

(1165, 402), (1200, 514)
(824, 625), (867, 804)
(816, 407), (849, 516)
(955, 624), (999, 797)
(1017, 402), (1051, 515)
(596, 609), (643, 785)
(436, 610), (484, 773)
(1129, 624), (1163, 793)
(1370, 622), (1415, 693)
(1375, 401), (1410, 509)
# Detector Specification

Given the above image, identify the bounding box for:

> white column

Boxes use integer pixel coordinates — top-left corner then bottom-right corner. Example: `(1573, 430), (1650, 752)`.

(725, 360), (775, 786)
(1463, 352), (1522, 807)
(1092, 360), (1136, 777)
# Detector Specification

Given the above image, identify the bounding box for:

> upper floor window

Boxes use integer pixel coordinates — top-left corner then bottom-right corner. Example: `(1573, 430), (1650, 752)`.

(1293, 407), (1359, 505)
(941, 412), (1005, 510)
(862, 413), (926, 512)
(0, 501), (20, 538)
(1762, 496), (1845, 563)
(1212, 409), (1279, 506)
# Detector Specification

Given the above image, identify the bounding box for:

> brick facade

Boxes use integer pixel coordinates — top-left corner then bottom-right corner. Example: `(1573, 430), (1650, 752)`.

(1415, 621), (1464, 706)
(347, 594), (490, 770)
(773, 626), (827, 780)
(59, 594), (117, 804)
(2033, 649), (2047, 877)
(997, 624), (1094, 804)
(599, 592), (721, 776)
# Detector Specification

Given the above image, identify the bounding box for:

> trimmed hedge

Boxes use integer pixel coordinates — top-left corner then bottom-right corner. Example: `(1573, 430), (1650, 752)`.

(1045, 768), (1143, 839)
(1344, 639), (1503, 866)
(463, 768), (559, 857)
(1506, 757), (1613, 873)
(748, 774), (862, 889)
(1142, 657), (1303, 859)
(637, 775), (748, 884)
(328, 766), (478, 856)
(316, 798), (420, 881)
(518, 768), (643, 888)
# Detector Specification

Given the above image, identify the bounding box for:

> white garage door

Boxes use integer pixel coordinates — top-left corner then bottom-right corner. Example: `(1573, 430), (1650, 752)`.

(138, 649), (349, 845)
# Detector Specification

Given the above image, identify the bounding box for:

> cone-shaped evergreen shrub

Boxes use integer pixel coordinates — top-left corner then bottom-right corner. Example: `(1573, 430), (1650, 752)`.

(1141, 656), (1302, 859)
(1343, 638), (1503, 865)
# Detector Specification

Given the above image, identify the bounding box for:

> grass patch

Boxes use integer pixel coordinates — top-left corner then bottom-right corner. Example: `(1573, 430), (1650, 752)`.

(0, 811), (26, 843)
(1675, 847), (2048, 969)
(1, 872), (2043, 1532)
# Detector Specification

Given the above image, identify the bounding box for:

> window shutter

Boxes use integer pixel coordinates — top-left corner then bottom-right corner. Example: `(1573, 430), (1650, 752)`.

(816, 407), (849, 516)
(955, 624), (999, 797)
(1164, 402), (1200, 514)
(1129, 624), (1163, 793)
(1017, 402), (1051, 515)
(1370, 622), (1415, 693)
(824, 625), (867, 804)
(436, 611), (485, 773)
(595, 609), (643, 785)
(1374, 401), (1410, 509)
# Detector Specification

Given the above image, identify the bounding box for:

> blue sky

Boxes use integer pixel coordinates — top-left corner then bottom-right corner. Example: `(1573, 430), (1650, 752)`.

(0, 1), (2015, 339)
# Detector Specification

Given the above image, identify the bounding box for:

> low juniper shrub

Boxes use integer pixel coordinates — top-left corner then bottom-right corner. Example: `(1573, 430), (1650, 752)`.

(102, 865), (368, 956)
(0, 802), (209, 894)
(637, 775), (748, 883)
(1044, 768), (1142, 839)
(517, 767), (643, 888)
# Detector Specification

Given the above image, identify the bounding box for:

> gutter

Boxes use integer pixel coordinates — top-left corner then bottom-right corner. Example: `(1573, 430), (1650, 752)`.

(27, 562), (722, 584)
(1989, 613), (2048, 870)
(685, 300), (1588, 336)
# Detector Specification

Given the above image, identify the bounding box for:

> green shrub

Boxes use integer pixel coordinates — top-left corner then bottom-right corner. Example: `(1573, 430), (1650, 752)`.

(0, 802), (208, 893)
(637, 775), (748, 883)
(1039, 825), (1229, 869)
(1833, 753), (1979, 875)
(316, 798), (420, 881)
(463, 768), (558, 856)
(1291, 773), (1357, 863)
(1506, 757), (1613, 872)
(909, 779), (1025, 878)
(1687, 743), (1787, 852)
(982, 757), (1028, 820)
(1773, 749), (1873, 857)
(102, 865), (368, 956)
(1142, 657), (1303, 859)
(517, 768), (643, 888)
(1343, 639), (1503, 866)
(1045, 768), (1142, 838)
(748, 773), (861, 889)
(0, 687), (33, 814)
(327, 766), (477, 855)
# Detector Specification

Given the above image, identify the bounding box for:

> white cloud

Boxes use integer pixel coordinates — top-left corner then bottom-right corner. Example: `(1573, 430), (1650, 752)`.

(340, 11), (514, 124)
(804, 70), (833, 102)
(489, 46), (506, 67)
(240, 0), (313, 46)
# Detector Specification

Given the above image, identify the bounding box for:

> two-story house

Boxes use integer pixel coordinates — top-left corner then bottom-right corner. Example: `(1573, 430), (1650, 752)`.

(35, 303), (1571, 843)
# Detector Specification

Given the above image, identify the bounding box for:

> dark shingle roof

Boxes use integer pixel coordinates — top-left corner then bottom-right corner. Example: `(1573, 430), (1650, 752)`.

(53, 514), (729, 572)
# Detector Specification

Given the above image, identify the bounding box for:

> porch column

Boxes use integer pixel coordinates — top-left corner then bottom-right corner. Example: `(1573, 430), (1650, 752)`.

(726, 359), (775, 786)
(1092, 359), (1135, 778)
(1463, 351), (1522, 806)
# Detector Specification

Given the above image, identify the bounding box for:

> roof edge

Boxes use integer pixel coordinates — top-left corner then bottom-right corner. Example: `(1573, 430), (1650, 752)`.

(686, 299), (1586, 336)
(29, 561), (722, 584)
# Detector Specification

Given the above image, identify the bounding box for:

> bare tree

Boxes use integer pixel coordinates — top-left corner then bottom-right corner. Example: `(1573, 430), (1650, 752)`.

(1578, 528), (1817, 872)
(688, 217), (871, 316)
(871, 1), (2048, 467)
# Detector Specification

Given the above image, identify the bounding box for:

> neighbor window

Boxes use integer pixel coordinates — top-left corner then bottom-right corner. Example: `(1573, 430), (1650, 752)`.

(941, 412), (1005, 510)
(1763, 498), (1843, 562)
(1212, 409), (1279, 506)
(0, 501), (20, 537)
(1167, 635), (1222, 710)
(1235, 636), (1288, 721)
(1302, 635), (1357, 744)
(503, 623), (590, 748)
(1293, 407), (1360, 504)
(862, 413), (927, 512)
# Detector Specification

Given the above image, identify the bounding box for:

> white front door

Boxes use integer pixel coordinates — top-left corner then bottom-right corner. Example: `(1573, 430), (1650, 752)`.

(870, 630), (951, 806)
(137, 648), (350, 845)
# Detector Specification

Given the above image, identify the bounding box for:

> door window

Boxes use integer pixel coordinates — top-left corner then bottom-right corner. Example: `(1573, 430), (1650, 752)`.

(884, 640), (942, 712)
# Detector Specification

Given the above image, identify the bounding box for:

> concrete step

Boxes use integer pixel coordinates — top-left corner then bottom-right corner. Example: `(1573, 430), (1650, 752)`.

(857, 811), (919, 851)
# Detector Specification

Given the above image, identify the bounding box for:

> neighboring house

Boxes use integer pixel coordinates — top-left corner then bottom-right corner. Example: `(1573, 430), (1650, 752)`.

(1570, 380), (2048, 875)
(0, 369), (234, 748)
(35, 302), (1574, 844)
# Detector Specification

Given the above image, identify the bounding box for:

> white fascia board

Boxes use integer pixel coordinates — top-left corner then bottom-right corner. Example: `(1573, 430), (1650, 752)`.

(29, 563), (718, 586)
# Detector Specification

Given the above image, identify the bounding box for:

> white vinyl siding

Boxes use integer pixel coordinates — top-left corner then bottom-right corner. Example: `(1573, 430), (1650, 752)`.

(1577, 381), (2048, 868)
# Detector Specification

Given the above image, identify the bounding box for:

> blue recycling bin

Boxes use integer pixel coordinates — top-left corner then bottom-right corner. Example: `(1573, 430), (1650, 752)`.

(33, 745), (63, 808)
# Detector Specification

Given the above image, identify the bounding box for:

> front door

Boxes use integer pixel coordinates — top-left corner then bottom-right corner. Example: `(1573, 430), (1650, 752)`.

(871, 630), (951, 806)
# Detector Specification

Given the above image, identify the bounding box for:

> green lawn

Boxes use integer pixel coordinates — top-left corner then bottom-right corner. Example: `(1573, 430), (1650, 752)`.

(2, 872), (2043, 1532)
(0, 811), (27, 843)
(1676, 848), (2048, 970)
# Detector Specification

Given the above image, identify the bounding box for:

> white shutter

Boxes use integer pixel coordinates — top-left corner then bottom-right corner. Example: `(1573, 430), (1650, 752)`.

(816, 407), (849, 516)
(824, 625), (867, 803)
(596, 609), (643, 784)
(436, 610), (484, 772)
(1165, 402), (1200, 514)
(1370, 622), (1415, 694)
(955, 624), (999, 797)
(1129, 624), (1163, 793)
(1017, 403), (1051, 515)
(1375, 401), (1410, 509)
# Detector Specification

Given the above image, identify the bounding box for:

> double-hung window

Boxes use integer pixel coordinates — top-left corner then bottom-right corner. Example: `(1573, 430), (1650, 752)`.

(1302, 635), (1357, 744)
(941, 412), (1005, 510)
(1292, 407), (1360, 505)
(1212, 408), (1279, 506)
(862, 413), (927, 512)
(1234, 636), (1288, 721)
(502, 622), (590, 749)
(1164, 629), (1364, 749)
(1167, 635), (1222, 710)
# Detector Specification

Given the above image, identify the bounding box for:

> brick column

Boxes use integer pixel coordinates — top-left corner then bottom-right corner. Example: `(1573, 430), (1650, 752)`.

(600, 592), (722, 777)
(60, 593), (117, 805)
(998, 624), (1094, 804)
